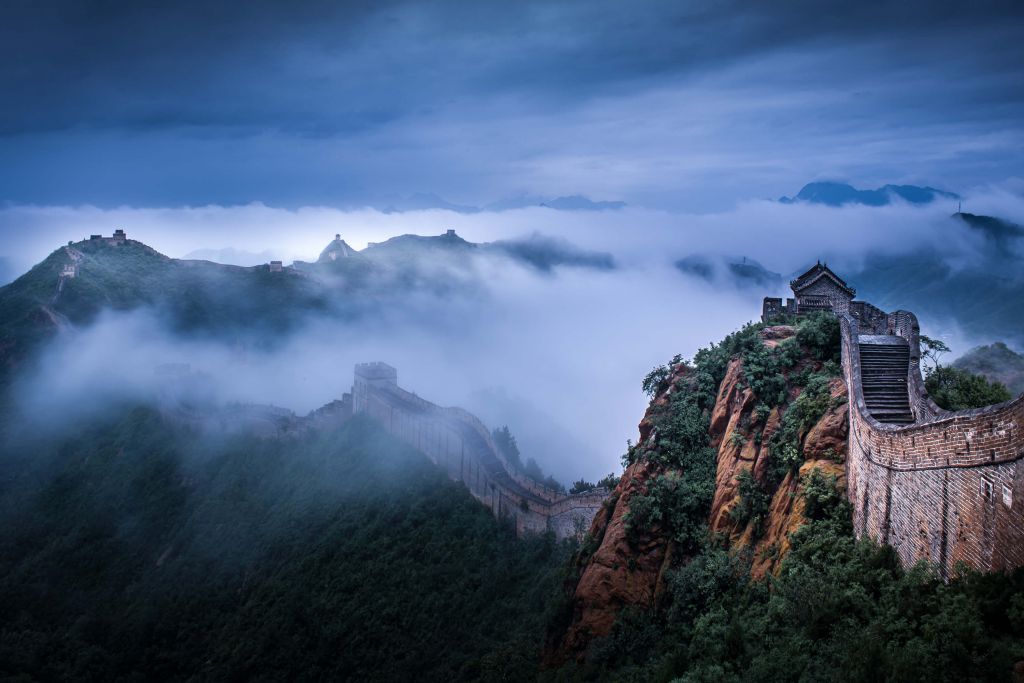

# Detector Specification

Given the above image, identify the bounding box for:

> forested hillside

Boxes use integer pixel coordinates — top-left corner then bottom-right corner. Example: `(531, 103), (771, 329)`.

(0, 413), (571, 681)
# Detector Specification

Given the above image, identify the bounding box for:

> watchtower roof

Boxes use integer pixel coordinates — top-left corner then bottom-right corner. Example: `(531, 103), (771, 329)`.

(790, 262), (855, 297)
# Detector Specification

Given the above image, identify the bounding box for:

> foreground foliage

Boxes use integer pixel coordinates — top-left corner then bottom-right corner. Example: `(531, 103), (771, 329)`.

(554, 466), (1024, 683)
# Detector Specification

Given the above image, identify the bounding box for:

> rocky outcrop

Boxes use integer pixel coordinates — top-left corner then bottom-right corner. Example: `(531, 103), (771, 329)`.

(707, 332), (848, 577)
(548, 458), (671, 661)
(545, 364), (691, 665)
(547, 326), (850, 662)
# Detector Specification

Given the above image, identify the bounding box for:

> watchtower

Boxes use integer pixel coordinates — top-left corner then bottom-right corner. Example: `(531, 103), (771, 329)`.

(789, 262), (855, 314)
(762, 262), (856, 321)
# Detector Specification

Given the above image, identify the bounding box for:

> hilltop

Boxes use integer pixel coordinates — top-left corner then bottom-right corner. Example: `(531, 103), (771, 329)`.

(954, 342), (1024, 396)
(0, 229), (615, 387)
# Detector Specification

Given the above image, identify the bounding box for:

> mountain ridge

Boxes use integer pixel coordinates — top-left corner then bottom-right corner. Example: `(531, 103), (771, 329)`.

(779, 181), (960, 207)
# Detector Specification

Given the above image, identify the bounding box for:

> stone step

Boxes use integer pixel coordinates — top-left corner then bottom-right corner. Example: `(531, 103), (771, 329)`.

(859, 342), (913, 424)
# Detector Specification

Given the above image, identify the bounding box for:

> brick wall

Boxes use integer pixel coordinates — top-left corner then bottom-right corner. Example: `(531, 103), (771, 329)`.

(841, 314), (1024, 577)
(351, 365), (608, 540)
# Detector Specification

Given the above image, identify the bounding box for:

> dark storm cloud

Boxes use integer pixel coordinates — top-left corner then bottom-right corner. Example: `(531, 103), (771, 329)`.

(1, 0), (1022, 207)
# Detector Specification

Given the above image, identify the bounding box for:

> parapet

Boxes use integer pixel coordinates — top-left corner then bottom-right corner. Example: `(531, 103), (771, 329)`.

(354, 362), (398, 387)
(85, 230), (128, 244)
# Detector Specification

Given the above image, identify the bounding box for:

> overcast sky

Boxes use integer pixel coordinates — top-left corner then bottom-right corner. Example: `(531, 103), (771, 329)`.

(2, 0), (1023, 210)
(2, 2), (1023, 479)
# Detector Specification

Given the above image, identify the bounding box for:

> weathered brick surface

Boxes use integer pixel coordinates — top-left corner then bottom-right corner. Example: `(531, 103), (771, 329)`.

(841, 314), (1024, 577)
(351, 363), (607, 539)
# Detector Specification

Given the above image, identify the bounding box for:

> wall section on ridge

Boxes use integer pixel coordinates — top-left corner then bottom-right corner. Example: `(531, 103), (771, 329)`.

(351, 364), (607, 540)
(841, 313), (1024, 577)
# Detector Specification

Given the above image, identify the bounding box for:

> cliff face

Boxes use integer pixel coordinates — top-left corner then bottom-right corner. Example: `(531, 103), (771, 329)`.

(545, 362), (690, 664)
(708, 333), (848, 578)
(548, 324), (848, 662)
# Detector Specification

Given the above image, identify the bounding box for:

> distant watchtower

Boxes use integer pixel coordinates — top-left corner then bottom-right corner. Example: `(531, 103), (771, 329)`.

(351, 362), (398, 415)
(354, 362), (398, 389)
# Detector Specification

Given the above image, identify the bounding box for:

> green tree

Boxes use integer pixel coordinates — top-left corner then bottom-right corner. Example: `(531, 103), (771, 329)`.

(570, 479), (596, 494)
(491, 425), (522, 470)
(925, 365), (1012, 410)
(920, 334), (951, 374)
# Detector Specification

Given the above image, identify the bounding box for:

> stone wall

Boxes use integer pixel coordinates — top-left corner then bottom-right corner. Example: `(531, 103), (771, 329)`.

(796, 277), (852, 314)
(840, 313), (1024, 576)
(351, 363), (607, 540)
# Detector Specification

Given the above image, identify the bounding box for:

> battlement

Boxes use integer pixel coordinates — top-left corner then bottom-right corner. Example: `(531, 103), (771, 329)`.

(350, 362), (607, 539)
(86, 229), (128, 245)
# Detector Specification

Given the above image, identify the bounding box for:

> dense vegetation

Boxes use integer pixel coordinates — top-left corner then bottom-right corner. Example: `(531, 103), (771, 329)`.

(492, 425), (565, 492)
(952, 342), (1024, 397)
(556, 492), (1024, 682)
(921, 335), (1014, 410)
(0, 412), (572, 681)
(627, 314), (842, 544)
(926, 365), (1013, 411)
(552, 314), (1024, 681)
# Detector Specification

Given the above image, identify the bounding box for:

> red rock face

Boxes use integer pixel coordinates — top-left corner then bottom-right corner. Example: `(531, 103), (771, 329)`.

(547, 458), (671, 662)
(708, 335), (849, 578)
(545, 364), (691, 664)
(546, 325), (851, 663)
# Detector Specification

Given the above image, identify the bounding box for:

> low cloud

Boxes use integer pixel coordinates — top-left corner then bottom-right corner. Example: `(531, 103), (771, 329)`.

(5, 190), (1024, 481)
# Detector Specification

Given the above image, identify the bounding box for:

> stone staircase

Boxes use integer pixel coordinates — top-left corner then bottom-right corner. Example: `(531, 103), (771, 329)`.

(858, 337), (914, 424)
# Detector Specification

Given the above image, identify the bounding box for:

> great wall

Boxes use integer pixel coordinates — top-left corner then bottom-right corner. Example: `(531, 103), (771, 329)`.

(764, 263), (1024, 577)
(58, 233), (1024, 572)
(347, 362), (608, 540)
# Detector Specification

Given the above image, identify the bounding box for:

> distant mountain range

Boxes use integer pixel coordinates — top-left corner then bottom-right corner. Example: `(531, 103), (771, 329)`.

(779, 181), (960, 207)
(675, 255), (782, 289)
(0, 230), (615, 387)
(674, 209), (1024, 349)
(377, 193), (626, 214)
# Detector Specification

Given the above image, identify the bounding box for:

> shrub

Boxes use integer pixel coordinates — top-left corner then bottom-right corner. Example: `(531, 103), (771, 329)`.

(570, 479), (596, 494)
(796, 312), (841, 362)
(800, 468), (848, 522)
(729, 469), (771, 536)
(624, 465), (716, 553)
(643, 353), (684, 398)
